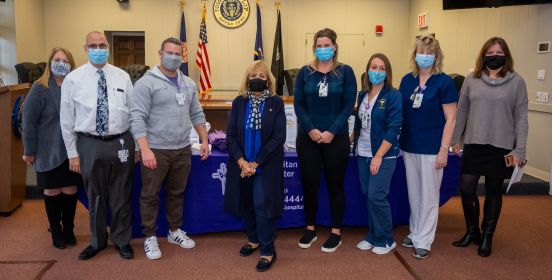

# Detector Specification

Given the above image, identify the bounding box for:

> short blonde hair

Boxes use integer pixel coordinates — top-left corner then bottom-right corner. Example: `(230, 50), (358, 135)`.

(238, 60), (276, 97)
(410, 35), (444, 76)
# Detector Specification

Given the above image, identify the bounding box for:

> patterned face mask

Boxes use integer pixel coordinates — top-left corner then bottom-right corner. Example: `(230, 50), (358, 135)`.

(246, 89), (270, 130)
(50, 60), (71, 77)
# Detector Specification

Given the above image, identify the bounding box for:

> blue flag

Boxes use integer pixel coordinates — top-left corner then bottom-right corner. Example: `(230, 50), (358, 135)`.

(253, 3), (264, 61)
(179, 12), (189, 75)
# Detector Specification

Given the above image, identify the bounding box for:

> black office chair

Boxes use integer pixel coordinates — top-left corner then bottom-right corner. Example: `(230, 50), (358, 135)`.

(121, 64), (150, 84)
(448, 73), (465, 95)
(14, 62), (46, 84)
(283, 68), (300, 96)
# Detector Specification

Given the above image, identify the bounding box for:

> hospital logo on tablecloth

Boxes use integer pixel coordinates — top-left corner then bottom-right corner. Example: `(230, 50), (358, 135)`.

(212, 163), (227, 195)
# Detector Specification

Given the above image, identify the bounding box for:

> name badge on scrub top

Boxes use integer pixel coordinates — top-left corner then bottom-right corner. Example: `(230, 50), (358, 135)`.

(411, 85), (425, 109)
(176, 93), (186, 106)
(318, 76), (328, 97)
(412, 93), (423, 108)
(118, 139), (129, 163)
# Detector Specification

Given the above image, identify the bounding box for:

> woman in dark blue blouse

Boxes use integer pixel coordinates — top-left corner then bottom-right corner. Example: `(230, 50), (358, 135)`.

(224, 60), (286, 272)
(294, 28), (357, 253)
(398, 35), (458, 259)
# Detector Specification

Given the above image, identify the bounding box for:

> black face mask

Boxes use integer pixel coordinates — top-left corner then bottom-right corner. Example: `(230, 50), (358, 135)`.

(248, 78), (268, 92)
(484, 55), (506, 70)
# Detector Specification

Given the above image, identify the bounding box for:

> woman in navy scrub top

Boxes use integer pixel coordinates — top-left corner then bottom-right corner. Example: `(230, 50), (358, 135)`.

(398, 35), (458, 259)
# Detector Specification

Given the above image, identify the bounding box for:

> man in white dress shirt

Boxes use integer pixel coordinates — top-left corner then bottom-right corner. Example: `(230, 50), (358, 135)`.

(60, 31), (136, 260)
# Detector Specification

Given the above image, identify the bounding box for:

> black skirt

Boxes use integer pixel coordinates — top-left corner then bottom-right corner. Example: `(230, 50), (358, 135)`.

(461, 144), (514, 179)
(36, 159), (83, 189)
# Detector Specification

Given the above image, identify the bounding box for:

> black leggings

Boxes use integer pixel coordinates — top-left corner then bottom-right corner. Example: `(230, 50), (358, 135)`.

(296, 132), (350, 228)
(459, 174), (504, 214)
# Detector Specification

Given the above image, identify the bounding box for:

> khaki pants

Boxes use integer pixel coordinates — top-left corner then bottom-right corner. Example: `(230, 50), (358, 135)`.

(140, 146), (191, 237)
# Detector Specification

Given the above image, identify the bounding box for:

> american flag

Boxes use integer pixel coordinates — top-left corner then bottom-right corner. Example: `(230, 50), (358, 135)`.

(196, 4), (212, 94)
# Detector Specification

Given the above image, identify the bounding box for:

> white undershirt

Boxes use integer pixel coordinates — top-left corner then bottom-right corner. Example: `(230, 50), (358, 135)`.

(356, 92), (379, 157)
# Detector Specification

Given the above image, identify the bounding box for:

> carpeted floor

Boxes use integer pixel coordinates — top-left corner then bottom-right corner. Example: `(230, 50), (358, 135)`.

(0, 196), (551, 280)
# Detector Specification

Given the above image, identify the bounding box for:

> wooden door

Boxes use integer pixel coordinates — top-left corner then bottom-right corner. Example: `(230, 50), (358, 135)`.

(113, 35), (145, 67)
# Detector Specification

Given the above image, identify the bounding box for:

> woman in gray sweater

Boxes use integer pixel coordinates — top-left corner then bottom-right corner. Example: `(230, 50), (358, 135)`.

(451, 37), (528, 257)
(22, 47), (83, 249)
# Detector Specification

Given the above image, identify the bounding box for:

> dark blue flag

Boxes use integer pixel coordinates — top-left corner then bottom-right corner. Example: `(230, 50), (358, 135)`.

(179, 11), (189, 75)
(253, 3), (264, 61)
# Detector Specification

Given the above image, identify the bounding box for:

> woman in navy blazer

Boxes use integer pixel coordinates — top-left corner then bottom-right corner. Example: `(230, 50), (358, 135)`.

(352, 53), (402, 255)
(224, 60), (286, 272)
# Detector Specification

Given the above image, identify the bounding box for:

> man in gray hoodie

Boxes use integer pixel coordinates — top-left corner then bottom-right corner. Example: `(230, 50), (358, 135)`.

(130, 37), (209, 260)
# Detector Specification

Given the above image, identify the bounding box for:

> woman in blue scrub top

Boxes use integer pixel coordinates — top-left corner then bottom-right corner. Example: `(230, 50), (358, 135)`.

(353, 53), (402, 255)
(398, 35), (458, 259)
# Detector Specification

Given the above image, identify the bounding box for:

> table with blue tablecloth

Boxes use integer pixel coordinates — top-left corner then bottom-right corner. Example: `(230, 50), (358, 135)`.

(77, 151), (460, 238)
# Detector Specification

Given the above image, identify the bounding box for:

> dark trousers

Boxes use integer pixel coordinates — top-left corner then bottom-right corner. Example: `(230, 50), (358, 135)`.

(358, 156), (396, 247)
(140, 146), (192, 237)
(77, 131), (134, 248)
(296, 132), (350, 228)
(243, 174), (277, 256)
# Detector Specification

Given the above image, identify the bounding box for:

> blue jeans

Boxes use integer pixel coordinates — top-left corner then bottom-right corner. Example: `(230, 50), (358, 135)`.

(357, 156), (397, 247)
(243, 174), (277, 256)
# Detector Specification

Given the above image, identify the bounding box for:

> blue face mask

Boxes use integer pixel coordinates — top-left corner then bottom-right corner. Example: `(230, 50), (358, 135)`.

(415, 53), (435, 69)
(368, 70), (386, 85)
(88, 48), (109, 65)
(50, 60), (71, 77)
(315, 47), (334, 61)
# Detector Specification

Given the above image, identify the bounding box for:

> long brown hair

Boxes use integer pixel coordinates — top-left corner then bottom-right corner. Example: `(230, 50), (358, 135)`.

(473, 37), (514, 78)
(35, 47), (76, 88)
(311, 28), (340, 73)
(364, 53), (394, 91)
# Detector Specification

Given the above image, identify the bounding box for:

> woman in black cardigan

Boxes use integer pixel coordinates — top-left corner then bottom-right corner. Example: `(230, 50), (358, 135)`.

(224, 60), (286, 272)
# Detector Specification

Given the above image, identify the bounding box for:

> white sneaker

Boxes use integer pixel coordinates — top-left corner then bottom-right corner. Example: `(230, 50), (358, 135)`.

(144, 236), (162, 260)
(168, 229), (195, 249)
(356, 240), (374, 251)
(372, 242), (396, 255)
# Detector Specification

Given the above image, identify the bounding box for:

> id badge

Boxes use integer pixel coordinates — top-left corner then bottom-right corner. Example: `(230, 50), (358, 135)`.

(412, 93), (423, 108)
(176, 93), (185, 106)
(318, 83), (328, 97)
(118, 139), (129, 163)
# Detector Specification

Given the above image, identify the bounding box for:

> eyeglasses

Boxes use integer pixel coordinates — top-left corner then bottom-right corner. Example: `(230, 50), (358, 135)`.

(87, 43), (108, 49)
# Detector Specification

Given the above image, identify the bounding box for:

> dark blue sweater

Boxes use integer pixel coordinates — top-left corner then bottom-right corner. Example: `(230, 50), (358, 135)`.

(293, 64), (357, 135)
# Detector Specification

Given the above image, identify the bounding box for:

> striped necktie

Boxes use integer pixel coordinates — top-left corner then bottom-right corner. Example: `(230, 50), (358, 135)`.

(95, 69), (109, 135)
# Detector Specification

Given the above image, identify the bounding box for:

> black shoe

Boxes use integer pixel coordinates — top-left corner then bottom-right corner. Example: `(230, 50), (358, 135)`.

(63, 231), (77, 246)
(452, 230), (481, 247)
(78, 244), (106, 260)
(115, 244), (134, 259)
(478, 232), (493, 257)
(298, 229), (317, 249)
(240, 243), (259, 257)
(51, 228), (66, 249)
(321, 233), (342, 253)
(453, 198), (481, 247)
(256, 253), (277, 272)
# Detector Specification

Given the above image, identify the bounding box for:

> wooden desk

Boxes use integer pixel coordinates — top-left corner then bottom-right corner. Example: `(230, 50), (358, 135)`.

(0, 84), (30, 215)
(199, 92), (293, 131)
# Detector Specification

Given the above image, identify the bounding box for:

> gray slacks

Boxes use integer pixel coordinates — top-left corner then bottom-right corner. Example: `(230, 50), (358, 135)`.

(77, 131), (134, 248)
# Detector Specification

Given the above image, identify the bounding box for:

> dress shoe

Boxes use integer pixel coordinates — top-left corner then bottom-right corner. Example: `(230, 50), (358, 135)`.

(78, 244), (106, 260)
(63, 231), (77, 246)
(115, 244), (134, 259)
(256, 252), (277, 272)
(239, 244), (259, 257)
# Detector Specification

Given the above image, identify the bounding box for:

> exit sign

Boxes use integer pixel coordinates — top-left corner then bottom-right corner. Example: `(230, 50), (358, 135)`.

(418, 13), (428, 28)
